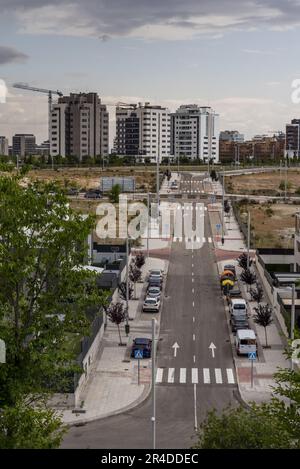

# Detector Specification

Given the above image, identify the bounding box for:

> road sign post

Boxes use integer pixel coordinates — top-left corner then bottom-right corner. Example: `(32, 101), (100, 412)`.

(134, 349), (143, 385)
(248, 351), (257, 388)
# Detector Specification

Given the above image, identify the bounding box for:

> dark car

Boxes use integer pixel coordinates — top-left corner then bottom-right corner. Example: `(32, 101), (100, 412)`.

(227, 284), (242, 299)
(231, 316), (249, 333)
(148, 277), (163, 290)
(131, 337), (152, 359)
(67, 188), (79, 196)
(84, 190), (102, 199)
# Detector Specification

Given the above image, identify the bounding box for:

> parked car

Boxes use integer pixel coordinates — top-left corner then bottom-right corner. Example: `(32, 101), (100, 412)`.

(227, 284), (242, 299)
(147, 286), (161, 299)
(231, 315), (249, 333)
(131, 337), (152, 358)
(229, 298), (247, 317)
(67, 187), (79, 196)
(224, 264), (237, 280)
(85, 190), (102, 199)
(143, 297), (160, 312)
(148, 277), (163, 290)
(149, 269), (164, 279)
(235, 329), (257, 356)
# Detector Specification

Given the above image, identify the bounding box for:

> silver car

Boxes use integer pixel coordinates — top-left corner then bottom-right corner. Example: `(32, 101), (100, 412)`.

(147, 286), (161, 300)
(143, 297), (160, 313)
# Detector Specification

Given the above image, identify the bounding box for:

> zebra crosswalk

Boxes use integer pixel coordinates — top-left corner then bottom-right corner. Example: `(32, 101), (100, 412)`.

(155, 367), (236, 385)
(173, 236), (212, 243)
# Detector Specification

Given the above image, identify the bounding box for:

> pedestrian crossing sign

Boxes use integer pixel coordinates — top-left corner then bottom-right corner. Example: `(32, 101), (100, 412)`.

(248, 351), (257, 360)
(134, 349), (143, 359)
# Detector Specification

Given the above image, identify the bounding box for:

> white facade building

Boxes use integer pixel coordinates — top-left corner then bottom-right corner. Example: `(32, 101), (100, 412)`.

(0, 136), (8, 156)
(115, 102), (171, 163)
(171, 105), (219, 162)
(50, 93), (109, 160)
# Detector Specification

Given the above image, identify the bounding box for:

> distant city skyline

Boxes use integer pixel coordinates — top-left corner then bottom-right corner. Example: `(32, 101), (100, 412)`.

(1, 1), (300, 147)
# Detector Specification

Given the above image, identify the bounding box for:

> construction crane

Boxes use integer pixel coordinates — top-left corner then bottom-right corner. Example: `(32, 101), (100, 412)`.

(13, 82), (63, 143)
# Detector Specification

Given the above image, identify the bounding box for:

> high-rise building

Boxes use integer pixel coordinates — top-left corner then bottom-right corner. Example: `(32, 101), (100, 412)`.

(50, 92), (109, 160)
(12, 134), (36, 157)
(0, 136), (8, 156)
(36, 140), (50, 157)
(170, 105), (219, 162)
(115, 102), (171, 162)
(286, 119), (300, 158)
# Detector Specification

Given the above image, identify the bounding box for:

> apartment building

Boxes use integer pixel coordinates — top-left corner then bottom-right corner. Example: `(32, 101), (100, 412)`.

(115, 102), (171, 162)
(12, 134), (36, 157)
(50, 92), (109, 160)
(0, 136), (8, 156)
(286, 119), (300, 158)
(170, 105), (219, 162)
(219, 130), (244, 143)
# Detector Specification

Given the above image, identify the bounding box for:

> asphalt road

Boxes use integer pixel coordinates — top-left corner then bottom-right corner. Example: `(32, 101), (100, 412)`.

(62, 175), (238, 449)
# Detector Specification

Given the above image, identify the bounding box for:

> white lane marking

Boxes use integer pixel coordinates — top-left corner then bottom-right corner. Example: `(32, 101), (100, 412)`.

(194, 384), (198, 430)
(180, 368), (186, 384)
(215, 368), (223, 384)
(204, 207), (207, 211)
(193, 317), (195, 322)
(208, 237), (212, 243)
(193, 334), (195, 341)
(192, 263), (194, 268)
(203, 237), (206, 243)
(226, 368), (235, 384)
(193, 355), (196, 363)
(192, 272), (194, 276)
(192, 278), (194, 283)
(192, 301), (195, 307)
(203, 368), (211, 384)
(192, 368), (198, 384)
(156, 368), (163, 383)
(192, 288), (194, 293)
(168, 368), (175, 383)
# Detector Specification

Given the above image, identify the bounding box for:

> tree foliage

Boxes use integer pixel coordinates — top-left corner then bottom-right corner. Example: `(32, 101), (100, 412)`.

(105, 302), (126, 345)
(118, 281), (133, 301)
(109, 184), (121, 204)
(240, 268), (256, 288)
(253, 304), (273, 347)
(0, 175), (107, 447)
(250, 282), (264, 303)
(237, 252), (252, 270)
(134, 252), (145, 269)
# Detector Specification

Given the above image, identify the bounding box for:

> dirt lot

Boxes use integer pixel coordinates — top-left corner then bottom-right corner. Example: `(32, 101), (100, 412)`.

(237, 201), (300, 248)
(226, 169), (300, 195)
(23, 167), (157, 192)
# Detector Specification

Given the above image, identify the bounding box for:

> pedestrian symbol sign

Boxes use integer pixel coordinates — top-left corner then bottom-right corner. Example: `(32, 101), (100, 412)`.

(134, 349), (143, 359)
(248, 351), (257, 360)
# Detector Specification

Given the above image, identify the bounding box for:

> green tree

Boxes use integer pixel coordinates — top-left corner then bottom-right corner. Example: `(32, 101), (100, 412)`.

(253, 303), (273, 347)
(0, 175), (107, 447)
(109, 183), (121, 203)
(194, 404), (296, 449)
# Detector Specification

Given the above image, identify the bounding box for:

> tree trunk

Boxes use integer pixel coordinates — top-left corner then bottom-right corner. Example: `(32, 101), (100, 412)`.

(117, 324), (122, 345)
(264, 326), (268, 348)
(134, 282), (136, 300)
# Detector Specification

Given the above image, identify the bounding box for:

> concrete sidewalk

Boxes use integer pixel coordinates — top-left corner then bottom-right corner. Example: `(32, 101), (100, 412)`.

(210, 200), (290, 406)
(61, 255), (168, 425)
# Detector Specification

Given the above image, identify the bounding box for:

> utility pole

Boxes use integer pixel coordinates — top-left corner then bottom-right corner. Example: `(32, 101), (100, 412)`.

(156, 154), (160, 210)
(147, 192), (150, 259)
(247, 211), (251, 270)
(125, 237), (130, 334)
(177, 154), (179, 176)
(291, 283), (295, 341)
(285, 158), (288, 201)
(151, 318), (157, 449)
(221, 170), (225, 245)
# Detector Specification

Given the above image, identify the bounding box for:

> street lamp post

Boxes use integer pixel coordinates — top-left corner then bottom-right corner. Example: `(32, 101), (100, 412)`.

(125, 237), (130, 335)
(151, 318), (157, 449)
(221, 170), (225, 245)
(247, 211), (251, 270)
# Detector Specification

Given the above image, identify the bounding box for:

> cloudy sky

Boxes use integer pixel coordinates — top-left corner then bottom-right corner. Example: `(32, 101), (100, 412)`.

(1, 0), (300, 146)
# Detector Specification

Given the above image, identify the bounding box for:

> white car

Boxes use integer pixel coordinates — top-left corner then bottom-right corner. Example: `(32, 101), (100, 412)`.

(147, 286), (161, 300)
(149, 269), (164, 279)
(143, 297), (160, 313)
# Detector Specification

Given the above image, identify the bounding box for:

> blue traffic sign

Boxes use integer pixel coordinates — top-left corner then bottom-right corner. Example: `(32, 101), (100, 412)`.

(134, 349), (143, 359)
(248, 351), (257, 360)
(216, 223), (221, 231)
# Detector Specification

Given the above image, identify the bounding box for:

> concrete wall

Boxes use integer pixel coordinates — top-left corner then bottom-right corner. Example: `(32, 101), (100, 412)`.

(256, 254), (289, 337)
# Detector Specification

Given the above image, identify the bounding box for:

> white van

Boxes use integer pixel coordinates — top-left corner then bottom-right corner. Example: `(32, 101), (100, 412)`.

(235, 329), (257, 356)
(230, 298), (247, 317)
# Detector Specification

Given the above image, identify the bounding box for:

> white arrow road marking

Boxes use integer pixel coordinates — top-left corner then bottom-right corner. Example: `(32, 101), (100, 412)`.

(168, 368), (175, 383)
(172, 342), (180, 357)
(209, 342), (217, 358)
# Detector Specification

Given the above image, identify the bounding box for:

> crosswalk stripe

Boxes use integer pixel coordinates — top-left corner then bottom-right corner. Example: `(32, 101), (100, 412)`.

(168, 368), (175, 383)
(191, 368), (198, 384)
(156, 368), (163, 383)
(215, 368), (222, 384)
(226, 368), (235, 384)
(202, 237), (206, 243)
(180, 368), (186, 383)
(208, 237), (212, 243)
(203, 368), (210, 384)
